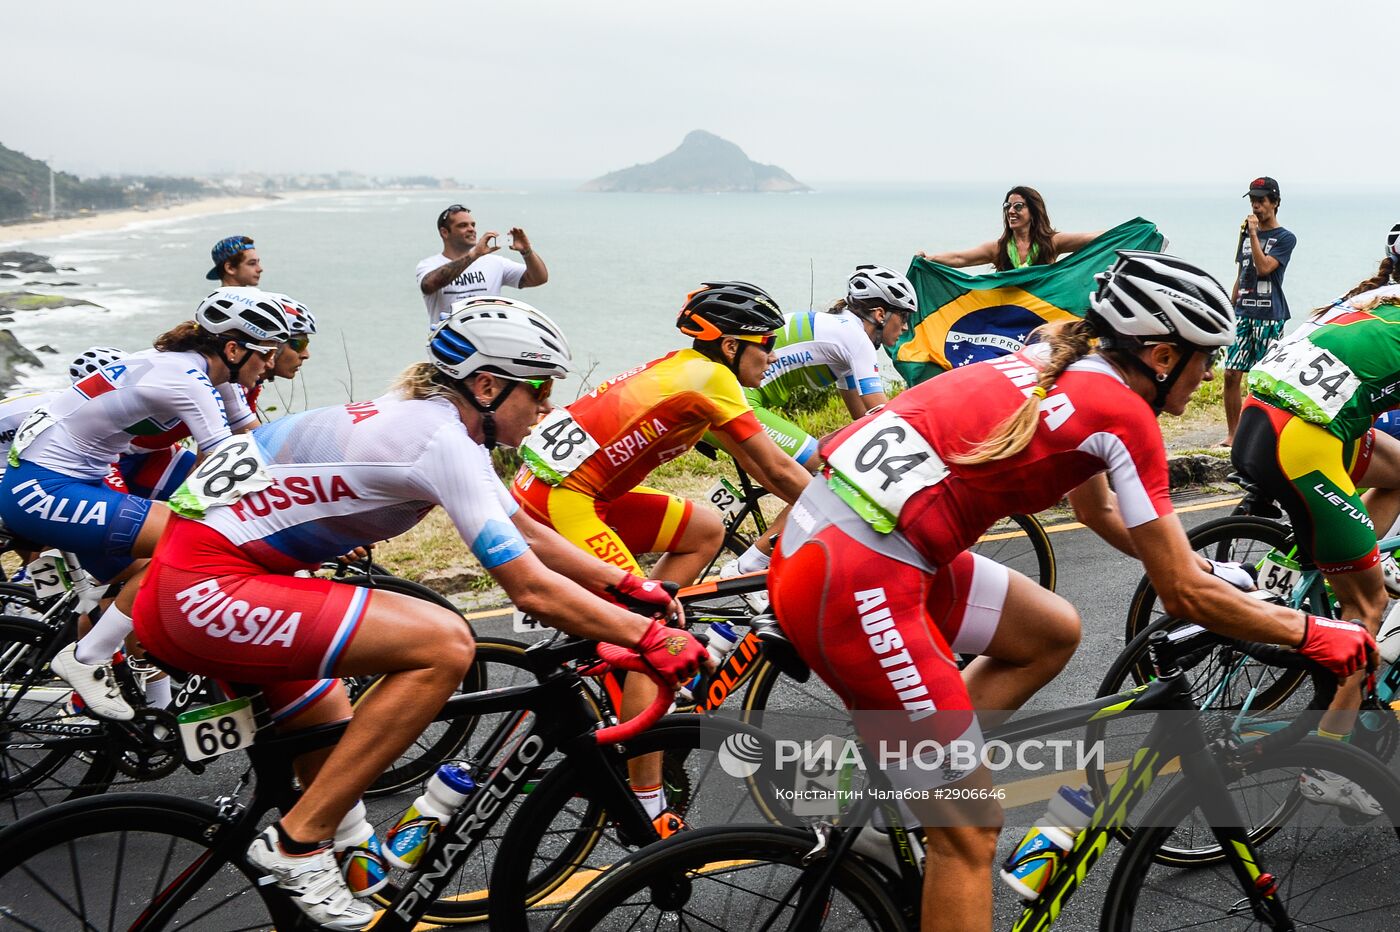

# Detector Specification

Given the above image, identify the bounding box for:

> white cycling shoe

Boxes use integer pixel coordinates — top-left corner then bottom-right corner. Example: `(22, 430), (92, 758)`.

(247, 826), (375, 930)
(720, 559), (770, 613)
(49, 643), (134, 721)
(1297, 768), (1383, 818)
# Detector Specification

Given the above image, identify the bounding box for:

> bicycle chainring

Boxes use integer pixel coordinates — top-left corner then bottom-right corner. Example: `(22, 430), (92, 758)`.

(113, 707), (182, 779)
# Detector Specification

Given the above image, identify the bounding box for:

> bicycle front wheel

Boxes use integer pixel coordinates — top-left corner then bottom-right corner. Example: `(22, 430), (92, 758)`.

(1102, 737), (1400, 929)
(0, 793), (289, 930)
(548, 825), (909, 932)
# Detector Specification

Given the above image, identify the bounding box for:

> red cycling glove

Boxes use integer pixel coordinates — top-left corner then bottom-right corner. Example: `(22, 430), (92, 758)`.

(635, 619), (708, 688)
(1298, 615), (1377, 679)
(605, 573), (675, 620)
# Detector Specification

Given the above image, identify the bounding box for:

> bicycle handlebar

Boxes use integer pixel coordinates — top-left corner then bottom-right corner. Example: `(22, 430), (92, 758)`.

(590, 642), (678, 744)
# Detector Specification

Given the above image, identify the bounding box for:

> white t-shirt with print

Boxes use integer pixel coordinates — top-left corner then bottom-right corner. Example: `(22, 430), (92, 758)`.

(416, 253), (528, 327)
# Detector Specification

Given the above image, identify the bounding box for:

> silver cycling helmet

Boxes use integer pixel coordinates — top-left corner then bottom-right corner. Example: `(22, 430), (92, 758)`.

(69, 346), (125, 382)
(264, 292), (317, 336)
(194, 287), (291, 352)
(847, 265), (918, 316)
(429, 296), (572, 382)
(1088, 250), (1234, 349)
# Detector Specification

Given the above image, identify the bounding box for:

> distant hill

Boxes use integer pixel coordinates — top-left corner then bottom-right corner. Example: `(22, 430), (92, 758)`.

(0, 142), (206, 223)
(582, 131), (810, 194)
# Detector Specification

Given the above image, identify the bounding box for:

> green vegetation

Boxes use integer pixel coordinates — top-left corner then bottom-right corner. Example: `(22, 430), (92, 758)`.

(0, 142), (207, 223)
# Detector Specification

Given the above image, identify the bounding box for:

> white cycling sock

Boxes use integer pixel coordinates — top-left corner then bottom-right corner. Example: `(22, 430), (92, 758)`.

(737, 546), (770, 575)
(74, 605), (134, 665)
(144, 674), (172, 709)
(632, 783), (665, 818)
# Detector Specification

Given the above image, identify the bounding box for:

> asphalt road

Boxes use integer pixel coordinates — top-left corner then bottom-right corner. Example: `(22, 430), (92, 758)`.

(9, 489), (1400, 930)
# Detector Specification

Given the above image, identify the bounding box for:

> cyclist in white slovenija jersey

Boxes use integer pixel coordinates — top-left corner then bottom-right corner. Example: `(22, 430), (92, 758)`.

(130, 296), (707, 930)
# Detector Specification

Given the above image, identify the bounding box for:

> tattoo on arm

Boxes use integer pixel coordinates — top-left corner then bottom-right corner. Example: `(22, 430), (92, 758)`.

(420, 254), (476, 294)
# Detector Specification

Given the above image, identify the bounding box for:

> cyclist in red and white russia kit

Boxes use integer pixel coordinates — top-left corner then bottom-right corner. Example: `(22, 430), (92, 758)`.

(16, 288), (291, 721)
(767, 251), (1377, 932)
(132, 297), (707, 931)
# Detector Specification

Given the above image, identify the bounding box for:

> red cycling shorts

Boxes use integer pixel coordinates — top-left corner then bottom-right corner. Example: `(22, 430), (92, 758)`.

(132, 516), (369, 722)
(768, 522), (1009, 785)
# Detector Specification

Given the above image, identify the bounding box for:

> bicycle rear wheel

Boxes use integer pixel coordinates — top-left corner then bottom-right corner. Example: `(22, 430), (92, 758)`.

(972, 512), (1056, 591)
(0, 793), (288, 930)
(547, 825), (909, 932)
(1102, 738), (1400, 929)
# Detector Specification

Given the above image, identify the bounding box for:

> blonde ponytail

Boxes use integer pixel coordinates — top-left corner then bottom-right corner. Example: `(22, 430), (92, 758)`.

(949, 319), (1095, 465)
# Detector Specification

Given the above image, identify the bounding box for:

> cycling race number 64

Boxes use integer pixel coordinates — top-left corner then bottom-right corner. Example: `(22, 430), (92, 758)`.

(827, 410), (949, 526)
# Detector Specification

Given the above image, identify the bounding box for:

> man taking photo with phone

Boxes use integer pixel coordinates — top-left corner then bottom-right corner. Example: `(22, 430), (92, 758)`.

(416, 204), (549, 327)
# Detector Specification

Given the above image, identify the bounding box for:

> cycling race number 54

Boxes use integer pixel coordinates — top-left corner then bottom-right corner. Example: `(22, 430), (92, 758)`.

(1255, 341), (1359, 423)
(826, 410), (948, 533)
(521, 408), (600, 485)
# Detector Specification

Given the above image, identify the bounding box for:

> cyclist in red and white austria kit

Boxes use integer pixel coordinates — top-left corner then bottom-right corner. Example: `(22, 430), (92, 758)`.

(131, 297), (707, 930)
(766, 251), (1377, 932)
(6, 288), (290, 721)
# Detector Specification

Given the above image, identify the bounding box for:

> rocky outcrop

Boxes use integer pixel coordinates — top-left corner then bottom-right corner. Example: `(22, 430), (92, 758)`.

(582, 130), (810, 194)
(0, 329), (42, 392)
(0, 291), (102, 312)
(0, 251), (57, 275)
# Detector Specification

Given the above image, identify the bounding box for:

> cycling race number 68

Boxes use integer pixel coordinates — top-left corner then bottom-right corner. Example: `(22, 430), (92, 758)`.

(827, 410), (949, 524)
(170, 437), (274, 518)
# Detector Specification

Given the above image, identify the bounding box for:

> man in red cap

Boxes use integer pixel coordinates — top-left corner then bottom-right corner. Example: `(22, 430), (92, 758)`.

(1221, 176), (1296, 446)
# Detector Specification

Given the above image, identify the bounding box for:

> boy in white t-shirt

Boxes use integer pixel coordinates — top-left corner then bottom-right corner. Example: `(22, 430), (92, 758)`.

(416, 204), (549, 326)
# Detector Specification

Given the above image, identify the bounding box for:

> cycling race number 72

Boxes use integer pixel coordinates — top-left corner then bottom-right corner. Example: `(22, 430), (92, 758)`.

(521, 408), (600, 485)
(826, 410), (948, 532)
(169, 437), (274, 519)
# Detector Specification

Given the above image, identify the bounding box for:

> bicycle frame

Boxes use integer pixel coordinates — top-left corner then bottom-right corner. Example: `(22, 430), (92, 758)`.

(133, 647), (663, 931)
(782, 646), (1302, 931)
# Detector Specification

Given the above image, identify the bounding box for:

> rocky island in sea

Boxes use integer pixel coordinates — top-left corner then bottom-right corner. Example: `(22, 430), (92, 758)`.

(581, 130), (810, 194)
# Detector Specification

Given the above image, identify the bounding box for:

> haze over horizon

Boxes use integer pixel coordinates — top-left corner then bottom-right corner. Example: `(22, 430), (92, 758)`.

(3, 1), (1392, 187)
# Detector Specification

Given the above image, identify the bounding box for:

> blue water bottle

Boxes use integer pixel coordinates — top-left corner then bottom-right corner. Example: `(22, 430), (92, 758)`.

(384, 762), (476, 869)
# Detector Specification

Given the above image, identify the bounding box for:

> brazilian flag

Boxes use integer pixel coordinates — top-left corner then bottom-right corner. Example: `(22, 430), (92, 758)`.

(890, 217), (1165, 384)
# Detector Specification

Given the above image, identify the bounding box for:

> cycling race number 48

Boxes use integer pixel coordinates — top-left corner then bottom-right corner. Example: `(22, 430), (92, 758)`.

(826, 410), (948, 533)
(521, 408), (600, 485)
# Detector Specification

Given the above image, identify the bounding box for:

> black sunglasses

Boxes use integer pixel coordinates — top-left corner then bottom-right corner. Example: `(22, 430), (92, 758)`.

(1003, 202), (1029, 214)
(437, 204), (470, 227)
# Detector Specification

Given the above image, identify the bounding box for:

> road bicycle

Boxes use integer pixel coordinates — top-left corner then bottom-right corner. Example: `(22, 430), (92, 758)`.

(0, 633), (796, 930)
(548, 627), (1400, 931)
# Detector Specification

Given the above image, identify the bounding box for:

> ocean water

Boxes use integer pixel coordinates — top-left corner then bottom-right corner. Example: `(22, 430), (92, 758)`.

(1, 182), (1394, 409)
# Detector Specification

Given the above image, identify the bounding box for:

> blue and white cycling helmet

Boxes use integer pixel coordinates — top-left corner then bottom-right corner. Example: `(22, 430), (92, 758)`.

(429, 296), (572, 382)
(264, 292), (316, 336)
(69, 346), (125, 382)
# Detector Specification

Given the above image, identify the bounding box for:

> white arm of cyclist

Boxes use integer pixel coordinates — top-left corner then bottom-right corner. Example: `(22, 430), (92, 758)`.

(1069, 474), (1253, 589)
(714, 430), (811, 504)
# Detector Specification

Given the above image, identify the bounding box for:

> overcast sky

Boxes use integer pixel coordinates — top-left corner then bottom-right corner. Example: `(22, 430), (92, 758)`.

(3, 1), (1391, 185)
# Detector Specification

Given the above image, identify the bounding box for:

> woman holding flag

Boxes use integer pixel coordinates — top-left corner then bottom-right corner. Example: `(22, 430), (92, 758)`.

(916, 186), (1103, 270)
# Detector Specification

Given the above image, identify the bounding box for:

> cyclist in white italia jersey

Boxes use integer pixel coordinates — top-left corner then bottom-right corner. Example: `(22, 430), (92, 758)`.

(7, 288), (291, 719)
(130, 296), (706, 930)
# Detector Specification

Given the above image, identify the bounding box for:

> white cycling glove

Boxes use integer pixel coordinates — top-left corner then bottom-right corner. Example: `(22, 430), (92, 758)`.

(1207, 559), (1255, 592)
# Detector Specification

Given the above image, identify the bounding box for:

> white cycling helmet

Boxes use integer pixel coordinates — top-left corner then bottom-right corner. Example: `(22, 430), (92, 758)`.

(194, 287), (291, 352)
(265, 292), (317, 336)
(69, 346), (125, 382)
(847, 265), (918, 317)
(429, 296), (572, 382)
(1387, 223), (1400, 263)
(1087, 251), (1234, 349)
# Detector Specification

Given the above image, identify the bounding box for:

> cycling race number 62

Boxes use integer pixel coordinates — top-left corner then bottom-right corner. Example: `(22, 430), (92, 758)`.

(826, 410), (948, 530)
(521, 408), (600, 485)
